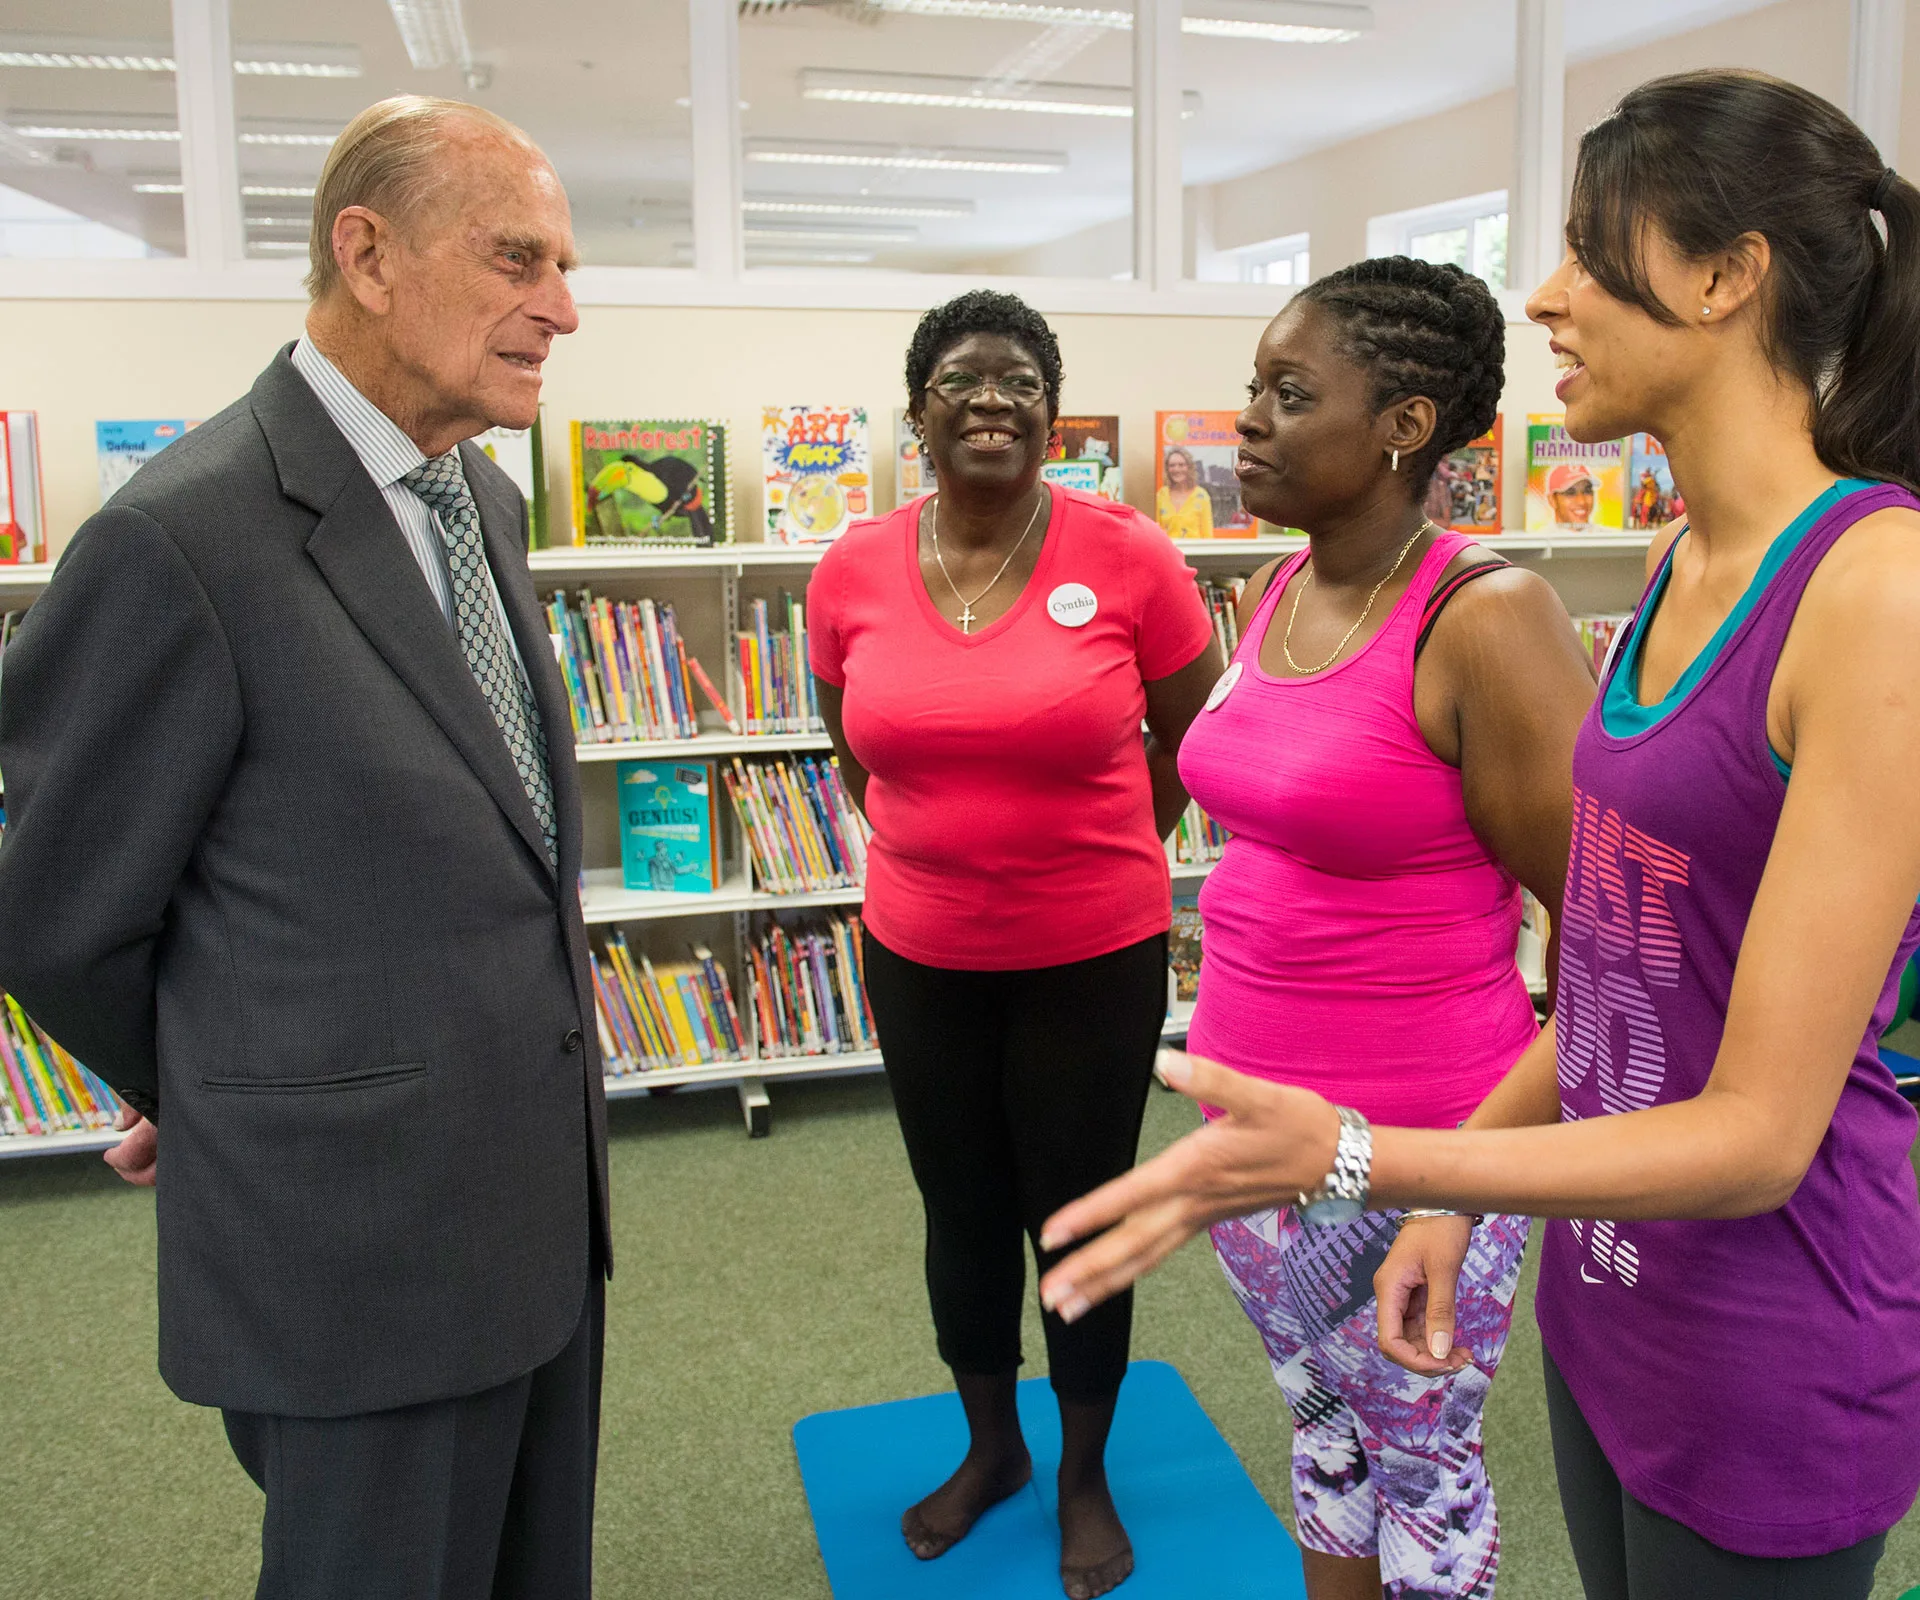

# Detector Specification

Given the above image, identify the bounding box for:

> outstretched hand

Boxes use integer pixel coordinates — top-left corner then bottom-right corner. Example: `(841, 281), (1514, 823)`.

(103, 1104), (156, 1187)
(1038, 1051), (1339, 1323)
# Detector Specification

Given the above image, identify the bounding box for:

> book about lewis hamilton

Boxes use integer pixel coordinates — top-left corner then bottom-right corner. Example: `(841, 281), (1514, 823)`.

(617, 760), (719, 894)
(762, 405), (871, 544)
(570, 419), (730, 548)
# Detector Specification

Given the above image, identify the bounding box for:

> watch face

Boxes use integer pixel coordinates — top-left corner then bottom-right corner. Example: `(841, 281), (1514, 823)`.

(1302, 1196), (1365, 1228)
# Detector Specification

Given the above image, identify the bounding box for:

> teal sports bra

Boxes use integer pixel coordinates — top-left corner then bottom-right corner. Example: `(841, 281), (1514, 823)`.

(1602, 479), (1879, 777)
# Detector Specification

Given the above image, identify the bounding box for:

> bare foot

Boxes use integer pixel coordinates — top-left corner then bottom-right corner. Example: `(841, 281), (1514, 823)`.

(900, 1448), (1033, 1560)
(1058, 1479), (1133, 1598)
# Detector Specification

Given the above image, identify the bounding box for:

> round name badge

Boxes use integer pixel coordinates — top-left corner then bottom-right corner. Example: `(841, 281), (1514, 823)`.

(1047, 582), (1098, 628)
(1204, 661), (1243, 712)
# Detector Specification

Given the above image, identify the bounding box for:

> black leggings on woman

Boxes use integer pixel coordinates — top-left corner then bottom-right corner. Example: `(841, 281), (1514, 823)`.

(1544, 1350), (1886, 1599)
(864, 930), (1168, 1402)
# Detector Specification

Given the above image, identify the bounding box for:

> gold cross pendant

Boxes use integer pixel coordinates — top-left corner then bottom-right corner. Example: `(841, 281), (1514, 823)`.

(958, 603), (975, 633)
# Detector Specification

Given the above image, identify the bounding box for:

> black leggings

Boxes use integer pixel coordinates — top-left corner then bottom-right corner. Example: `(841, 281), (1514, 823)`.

(865, 930), (1167, 1402)
(1544, 1349), (1886, 1599)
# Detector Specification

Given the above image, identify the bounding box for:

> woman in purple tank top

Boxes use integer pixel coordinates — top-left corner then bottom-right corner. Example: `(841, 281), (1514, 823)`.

(1038, 70), (1920, 1600)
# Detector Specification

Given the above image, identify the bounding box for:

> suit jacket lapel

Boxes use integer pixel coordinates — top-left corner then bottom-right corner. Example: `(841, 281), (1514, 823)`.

(253, 349), (558, 888)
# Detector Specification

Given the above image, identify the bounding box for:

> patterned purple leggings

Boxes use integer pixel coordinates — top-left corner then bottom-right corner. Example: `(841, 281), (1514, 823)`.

(1211, 1207), (1529, 1599)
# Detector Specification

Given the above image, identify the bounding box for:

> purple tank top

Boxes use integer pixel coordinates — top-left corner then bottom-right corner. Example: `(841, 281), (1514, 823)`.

(1536, 482), (1920, 1558)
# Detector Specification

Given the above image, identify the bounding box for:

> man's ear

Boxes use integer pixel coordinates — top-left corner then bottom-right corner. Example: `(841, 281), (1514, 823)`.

(331, 205), (397, 316)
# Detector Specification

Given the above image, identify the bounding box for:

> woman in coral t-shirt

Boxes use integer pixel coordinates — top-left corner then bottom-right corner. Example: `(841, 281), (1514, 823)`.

(809, 290), (1220, 1600)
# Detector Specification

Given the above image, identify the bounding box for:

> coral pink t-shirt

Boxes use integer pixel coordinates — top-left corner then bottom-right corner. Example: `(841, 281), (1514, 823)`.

(808, 486), (1214, 971)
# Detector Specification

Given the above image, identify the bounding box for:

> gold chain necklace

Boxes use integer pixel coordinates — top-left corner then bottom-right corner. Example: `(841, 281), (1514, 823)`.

(1282, 520), (1435, 675)
(928, 487), (1047, 634)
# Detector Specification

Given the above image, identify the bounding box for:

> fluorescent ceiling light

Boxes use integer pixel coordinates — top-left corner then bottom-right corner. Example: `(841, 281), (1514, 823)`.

(744, 194), (974, 219)
(245, 183), (317, 197)
(245, 217), (311, 230)
(748, 249), (880, 265)
(801, 68), (1197, 119)
(249, 240), (309, 253)
(132, 181), (183, 193)
(0, 35), (362, 76)
(746, 138), (1065, 174)
(745, 223), (917, 244)
(239, 130), (338, 147)
(866, 0), (1369, 42)
(386, 0), (477, 74)
(16, 124), (180, 142)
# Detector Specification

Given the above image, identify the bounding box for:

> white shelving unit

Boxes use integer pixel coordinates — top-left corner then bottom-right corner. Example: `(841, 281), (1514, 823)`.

(0, 1124), (123, 1161)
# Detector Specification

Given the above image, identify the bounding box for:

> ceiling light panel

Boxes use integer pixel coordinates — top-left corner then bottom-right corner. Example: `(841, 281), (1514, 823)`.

(0, 34), (362, 76)
(386, 0), (474, 72)
(746, 138), (1066, 173)
(745, 223), (918, 243)
(743, 194), (975, 218)
(800, 68), (1198, 119)
(864, 0), (1369, 40)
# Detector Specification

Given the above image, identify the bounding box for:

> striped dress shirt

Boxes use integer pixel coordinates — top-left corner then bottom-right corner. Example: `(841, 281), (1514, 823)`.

(290, 337), (528, 675)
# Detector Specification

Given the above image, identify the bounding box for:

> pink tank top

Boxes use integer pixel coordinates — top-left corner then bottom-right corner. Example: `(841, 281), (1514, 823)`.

(1177, 532), (1538, 1128)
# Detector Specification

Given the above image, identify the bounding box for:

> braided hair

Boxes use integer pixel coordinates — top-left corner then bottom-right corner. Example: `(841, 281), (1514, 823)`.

(1297, 257), (1505, 491)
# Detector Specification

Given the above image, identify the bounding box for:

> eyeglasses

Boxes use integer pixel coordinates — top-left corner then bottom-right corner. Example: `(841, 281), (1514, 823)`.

(927, 370), (1047, 405)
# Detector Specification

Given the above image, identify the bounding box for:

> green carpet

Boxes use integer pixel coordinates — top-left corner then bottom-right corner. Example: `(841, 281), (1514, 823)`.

(4, 1075), (1919, 1598)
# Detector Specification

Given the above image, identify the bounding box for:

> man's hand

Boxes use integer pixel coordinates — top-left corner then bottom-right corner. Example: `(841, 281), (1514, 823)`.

(1037, 1050), (1339, 1322)
(1376, 1214), (1474, 1375)
(103, 1104), (156, 1187)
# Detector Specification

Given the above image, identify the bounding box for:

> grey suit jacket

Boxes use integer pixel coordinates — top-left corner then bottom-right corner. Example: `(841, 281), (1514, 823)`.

(0, 346), (610, 1417)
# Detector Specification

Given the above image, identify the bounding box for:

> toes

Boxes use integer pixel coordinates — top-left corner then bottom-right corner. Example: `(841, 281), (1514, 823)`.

(1060, 1550), (1134, 1599)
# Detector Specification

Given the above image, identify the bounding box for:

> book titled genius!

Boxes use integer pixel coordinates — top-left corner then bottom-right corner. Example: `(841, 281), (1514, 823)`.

(618, 761), (719, 894)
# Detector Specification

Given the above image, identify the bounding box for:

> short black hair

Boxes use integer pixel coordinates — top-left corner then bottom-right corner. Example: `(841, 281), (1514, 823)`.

(905, 289), (1064, 422)
(1297, 256), (1505, 489)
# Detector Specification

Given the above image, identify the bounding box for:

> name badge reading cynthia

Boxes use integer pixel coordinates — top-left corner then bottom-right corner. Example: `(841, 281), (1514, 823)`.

(1047, 583), (1098, 628)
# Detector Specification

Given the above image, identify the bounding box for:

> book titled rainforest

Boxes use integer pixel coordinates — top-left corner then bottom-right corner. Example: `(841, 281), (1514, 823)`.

(1424, 417), (1503, 535)
(617, 760), (719, 894)
(1526, 413), (1625, 533)
(1044, 414), (1123, 503)
(0, 411), (46, 563)
(762, 405), (871, 544)
(570, 419), (729, 548)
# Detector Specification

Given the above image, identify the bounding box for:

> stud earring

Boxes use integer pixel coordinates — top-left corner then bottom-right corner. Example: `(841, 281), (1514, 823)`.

(1702, 307), (1711, 318)
(1391, 448), (1400, 472)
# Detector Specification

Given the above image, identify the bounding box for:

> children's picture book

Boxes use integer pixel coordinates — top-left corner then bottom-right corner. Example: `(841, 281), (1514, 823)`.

(1169, 891), (1202, 1007)
(0, 412), (46, 564)
(1526, 414), (1625, 533)
(571, 419), (729, 547)
(96, 419), (200, 506)
(763, 406), (872, 544)
(894, 409), (935, 507)
(617, 760), (719, 894)
(1625, 433), (1681, 530)
(1154, 411), (1251, 537)
(1048, 414), (1123, 502)
(1423, 417), (1503, 535)
(474, 410), (549, 549)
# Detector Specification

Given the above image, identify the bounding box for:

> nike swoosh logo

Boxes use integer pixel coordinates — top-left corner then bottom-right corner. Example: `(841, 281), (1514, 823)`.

(1580, 1266), (1605, 1284)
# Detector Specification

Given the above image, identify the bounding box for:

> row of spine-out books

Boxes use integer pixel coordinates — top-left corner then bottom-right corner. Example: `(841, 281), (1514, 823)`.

(591, 928), (748, 1074)
(740, 594), (821, 736)
(1172, 800), (1228, 866)
(1572, 613), (1631, 675)
(0, 990), (120, 1138)
(723, 754), (868, 894)
(546, 589), (735, 745)
(747, 911), (879, 1059)
(1199, 576), (1246, 662)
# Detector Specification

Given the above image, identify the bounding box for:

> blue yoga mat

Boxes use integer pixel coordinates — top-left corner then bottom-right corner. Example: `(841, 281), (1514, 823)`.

(793, 1359), (1306, 1599)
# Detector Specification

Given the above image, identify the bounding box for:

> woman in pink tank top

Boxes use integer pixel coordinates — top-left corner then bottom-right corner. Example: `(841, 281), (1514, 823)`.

(1175, 259), (1596, 1600)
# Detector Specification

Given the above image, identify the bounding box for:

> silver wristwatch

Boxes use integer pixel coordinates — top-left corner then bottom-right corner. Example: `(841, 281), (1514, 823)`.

(1296, 1105), (1372, 1226)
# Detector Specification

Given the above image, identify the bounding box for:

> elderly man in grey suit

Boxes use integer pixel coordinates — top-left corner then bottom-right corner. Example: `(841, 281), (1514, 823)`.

(0, 96), (606, 1598)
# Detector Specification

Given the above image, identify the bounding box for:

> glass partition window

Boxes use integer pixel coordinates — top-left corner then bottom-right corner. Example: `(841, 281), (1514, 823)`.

(738, 1), (1135, 276)
(229, 0), (692, 266)
(1371, 191), (1509, 289)
(0, 0), (187, 258)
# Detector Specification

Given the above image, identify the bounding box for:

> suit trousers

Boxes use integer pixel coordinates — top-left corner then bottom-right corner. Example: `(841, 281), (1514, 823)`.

(222, 1276), (603, 1600)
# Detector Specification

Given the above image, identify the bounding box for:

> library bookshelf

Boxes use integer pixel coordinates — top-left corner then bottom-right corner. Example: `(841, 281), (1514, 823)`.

(0, 529), (1637, 1156)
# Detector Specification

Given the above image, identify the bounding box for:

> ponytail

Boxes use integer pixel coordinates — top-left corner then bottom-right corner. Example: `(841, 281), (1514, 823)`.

(1818, 169), (1920, 493)
(1569, 70), (1920, 494)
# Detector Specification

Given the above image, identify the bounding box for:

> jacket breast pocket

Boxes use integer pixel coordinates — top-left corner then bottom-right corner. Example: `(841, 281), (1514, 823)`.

(199, 1063), (426, 1095)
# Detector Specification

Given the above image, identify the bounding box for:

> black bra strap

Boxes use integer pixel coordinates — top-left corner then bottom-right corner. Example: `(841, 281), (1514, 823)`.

(1415, 559), (1510, 660)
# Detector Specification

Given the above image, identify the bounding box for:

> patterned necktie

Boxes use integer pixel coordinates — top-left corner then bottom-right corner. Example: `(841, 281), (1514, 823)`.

(402, 451), (558, 868)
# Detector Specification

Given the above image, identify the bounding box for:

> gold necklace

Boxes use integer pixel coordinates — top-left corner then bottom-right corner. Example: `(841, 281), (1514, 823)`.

(928, 487), (1047, 634)
(1281, 520), (1434, 675)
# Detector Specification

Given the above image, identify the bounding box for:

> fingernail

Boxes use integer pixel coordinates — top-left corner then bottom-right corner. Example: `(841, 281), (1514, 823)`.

(1039, 1229), (1062, 1252)
(1430, 1330), (1452, 1360)
(1058, 1296), (1089, 1324)
(1041, 1285), (1061, 1312)
(1161, 1051), (1191, 1089)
